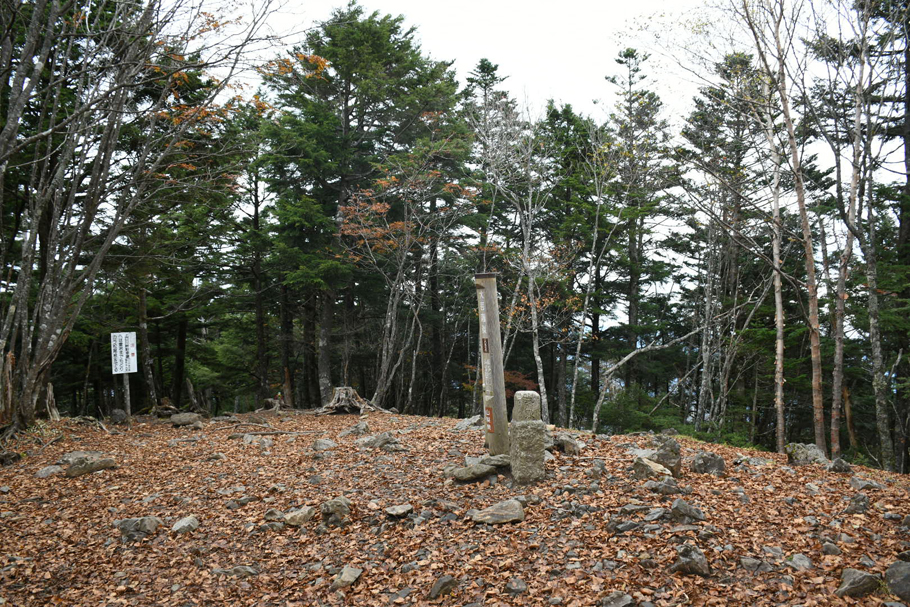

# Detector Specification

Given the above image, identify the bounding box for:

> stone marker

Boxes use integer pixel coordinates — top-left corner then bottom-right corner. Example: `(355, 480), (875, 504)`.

(509, 391), (546, 485)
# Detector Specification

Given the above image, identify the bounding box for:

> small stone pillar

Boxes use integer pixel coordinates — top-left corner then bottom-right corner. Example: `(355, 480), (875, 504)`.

(510, 391), (546, 485)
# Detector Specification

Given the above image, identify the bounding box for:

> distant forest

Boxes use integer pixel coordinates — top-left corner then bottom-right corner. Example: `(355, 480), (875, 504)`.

(1, 0), (909, 472)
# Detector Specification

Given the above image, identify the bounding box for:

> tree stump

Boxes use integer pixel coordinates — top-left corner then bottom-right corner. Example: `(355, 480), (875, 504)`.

(315, 387), (387, 415)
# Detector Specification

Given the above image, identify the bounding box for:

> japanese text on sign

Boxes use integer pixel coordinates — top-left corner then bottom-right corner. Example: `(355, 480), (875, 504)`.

(111, 332), (138, 374)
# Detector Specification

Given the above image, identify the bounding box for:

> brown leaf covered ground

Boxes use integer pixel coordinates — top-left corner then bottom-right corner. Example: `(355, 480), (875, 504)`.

(0, 412), (908, 607)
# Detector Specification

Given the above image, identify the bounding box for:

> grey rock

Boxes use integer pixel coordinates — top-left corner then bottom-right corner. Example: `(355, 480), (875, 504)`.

(510, 420), (546, 485)
(887, 562), (910, 601)
(355, 432), (402, 451)
(668, 544), (711, 577)
(740, 557), (774, 573)
(338, 421), (370, 438)
(786, 554), (813, 571)
(835, 568), (880, 598)
(36, 465), (64, 478)
(850, 477), (884, 491)
(512, 391), (541, 421)
(172, 515), (199, 534)
(554, 433), (581, 455)
(110, 409), (129, 425)
(285, 506), (316, 526)
(505, 578), (527, 595)
(385, 504), (413, 518)
(644, 508), (667, 522)
(263, 508), (285, 521)
(453, 463), (496, 483)
(599, 591), (635, 607)
(331, 565), (362, 589)
(691, 451), (726, 476)
(844, 493), (869, 515)
(206, 452), (226, 461)
(453, 415), (484, 431)
(171, 412), (203, 427)
(652, 438), (682, 477)
(65, 456), (116, 478)
(470, 499), (524, 524)
(643, 477), (686, 495)
(116, 516), (163, 541)
(321, 497), (352, 526)
(312, 438), (337, 451)
(785, 443), (829, 466)
(822, 542), (842, 556)
(670, 498), (706, 524)
(633, 457), (672, 480)
(429, 574), (457, 599)
(212, 565), (258, 578)
(480, 454), (511, 468)
(826, 458), (853, 473)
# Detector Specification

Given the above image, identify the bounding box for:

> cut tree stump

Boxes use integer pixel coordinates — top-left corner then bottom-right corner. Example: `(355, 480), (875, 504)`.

(314, 387), (388, 415)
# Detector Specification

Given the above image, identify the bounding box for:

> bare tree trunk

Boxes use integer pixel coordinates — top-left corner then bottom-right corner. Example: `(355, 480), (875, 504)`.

(317, 291), (334, 406)
(280, 284), (294, 408)
(528, 277), (549, 424)
(138, 287), (158, 411)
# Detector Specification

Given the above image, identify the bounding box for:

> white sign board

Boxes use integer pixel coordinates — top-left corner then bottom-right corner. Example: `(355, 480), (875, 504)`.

(111, 332), (138, 374)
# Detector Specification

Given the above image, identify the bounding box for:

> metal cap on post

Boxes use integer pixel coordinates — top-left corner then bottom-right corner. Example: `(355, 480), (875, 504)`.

(475, 273), (510, 455)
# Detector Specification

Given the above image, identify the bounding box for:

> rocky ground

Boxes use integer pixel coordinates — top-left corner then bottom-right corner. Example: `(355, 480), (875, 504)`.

(0, 411), (908, 606)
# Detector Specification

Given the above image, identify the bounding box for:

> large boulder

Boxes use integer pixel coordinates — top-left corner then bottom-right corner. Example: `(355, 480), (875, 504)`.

(652, 438), (682, 477)
(632, 456), (672, 480)
(886, 561), (910, 601)
(171, 412), (203, 427)
(691, 451), (726, 476)
(785, 443), (829, 466)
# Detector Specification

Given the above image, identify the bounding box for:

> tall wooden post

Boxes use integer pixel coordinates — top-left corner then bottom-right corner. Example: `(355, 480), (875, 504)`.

(475, 273), (510, 455)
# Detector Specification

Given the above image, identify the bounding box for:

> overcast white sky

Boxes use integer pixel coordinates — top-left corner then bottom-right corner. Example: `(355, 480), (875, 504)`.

(263, 0), (707, 122)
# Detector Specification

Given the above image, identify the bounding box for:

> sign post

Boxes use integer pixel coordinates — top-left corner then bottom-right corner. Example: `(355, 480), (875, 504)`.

(475, 273), (510, 455)
(111, 332), (138, 416)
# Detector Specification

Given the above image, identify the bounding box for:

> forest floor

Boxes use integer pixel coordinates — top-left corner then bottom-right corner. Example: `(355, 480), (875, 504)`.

(0, 411), (908, 607)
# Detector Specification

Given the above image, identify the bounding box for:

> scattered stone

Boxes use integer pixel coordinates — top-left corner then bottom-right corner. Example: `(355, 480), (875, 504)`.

(355, 432), (404, 451)
(206, 452), (226, 461)
(109, 409), (129, 425)
(670, 499), (706, 524)
(171, 412), (203, 427)
(470, 499), (524, 524)
(740, 557), (774, 573)
(668, 544), (711, 577)
(385, 504), (413, 518)
(691, 451), (726, 476)
(887, 562), (910, 601)
(822, 542), (842, 556)
(850, 477), (884, 491)
(453, 464), (496, 483)
(833, 568), (880, 598)
(480, 453), (511, 468)
(339, 421), (370, 438)
(321, 496), (352, 526)
(429, 574), (458, 599)
(844, 493), (869, 515)
(64, 454), (116, 478)
(263, 508), (285, 522)
(643, 476), (686, 495)
(331, 565), (362, 589)
(786, 554), (813, 571)
(452, 415), (483, 431)
(172, 515), (199, 534)
(633, 457), (672, 480)
(599, 590), (635, 607)
(652, 438), (682, 477)
(505, 578), (528, 595)
(285, 506), (316, 526)
(212, 565), (259, 578)
(312, 438), (337, 452)
(554, 433), (581, 455)
(827, 458), (852, 473)
(36, 465), (64, 478)
(116, 516), (163, 541)
(785, 443), (829, 466)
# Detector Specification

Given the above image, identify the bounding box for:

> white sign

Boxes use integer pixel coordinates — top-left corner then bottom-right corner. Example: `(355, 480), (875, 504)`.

(111, 332), (138, 374)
